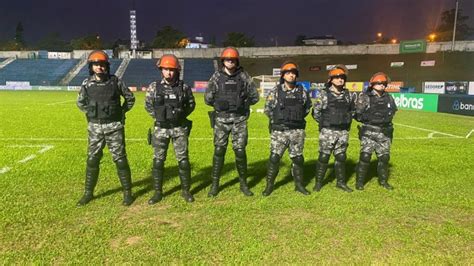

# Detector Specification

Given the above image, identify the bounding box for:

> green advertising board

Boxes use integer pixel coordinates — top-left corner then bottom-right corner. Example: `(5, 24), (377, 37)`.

(391, 93), (438, 112)
(399, 39), (427, 54)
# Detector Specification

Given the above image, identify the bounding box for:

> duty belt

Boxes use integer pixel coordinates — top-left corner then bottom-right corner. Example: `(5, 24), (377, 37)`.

(88, 118), (121, 124)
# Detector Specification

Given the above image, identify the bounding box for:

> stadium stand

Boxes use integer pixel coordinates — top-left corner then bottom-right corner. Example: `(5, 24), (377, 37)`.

(0, 59), (78, 85)
(69, 59), (122, 86)
(121, 59), (158, 89)
(183, 59), (215, 87)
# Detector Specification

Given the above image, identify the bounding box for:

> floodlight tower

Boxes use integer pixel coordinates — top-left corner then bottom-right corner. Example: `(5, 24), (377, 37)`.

(130, 2), (138, 58)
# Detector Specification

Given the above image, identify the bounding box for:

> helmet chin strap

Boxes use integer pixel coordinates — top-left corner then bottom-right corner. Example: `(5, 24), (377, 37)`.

(95, 73), (109, 81)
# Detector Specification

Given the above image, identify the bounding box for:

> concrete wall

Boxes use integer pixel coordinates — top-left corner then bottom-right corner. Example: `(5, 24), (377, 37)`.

(1, 41), (473, 59)
(0, 51), (38, 58)
(152, 41), (474, 59)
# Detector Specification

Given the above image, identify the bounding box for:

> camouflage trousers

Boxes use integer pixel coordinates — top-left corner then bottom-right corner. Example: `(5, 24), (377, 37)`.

(214, 119), (248, 150)
(87, 121), (126, 161)
(360, 129), (391, 157)
(270, 129), (305, 158)
(318, 127), (350, 156)
(152, 126), (189, 162)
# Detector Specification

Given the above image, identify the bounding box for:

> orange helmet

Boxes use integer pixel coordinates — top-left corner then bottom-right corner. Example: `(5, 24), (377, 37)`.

(220, 47), (239, 60)
(328, 64), (348, 78)
(370, 72), (390, 84)
(87, 50), (109, 63)
(157, 54), (180, 70)
(280, 61), (299, 77)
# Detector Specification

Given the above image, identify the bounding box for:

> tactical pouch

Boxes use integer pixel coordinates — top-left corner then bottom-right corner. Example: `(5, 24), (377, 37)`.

(86, 102), (97, 118)
(184, 119), (193, 136)
(154, 106), (167, 122)
(214, 100), (229, 111)
(384, 126), (394, 140)
(357, 125), (363, 140)
(208, 111), (216, 128)
(147, 128), (152, 145)
(165, 107), (180, 121)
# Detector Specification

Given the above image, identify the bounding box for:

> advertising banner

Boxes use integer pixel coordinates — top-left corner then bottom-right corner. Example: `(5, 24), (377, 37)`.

(326, 64), (357, 70)
(309, 66), (321, 71)
(438, 94), (474, 116)
(5, 81), (32, 90)
(391, 93), (438, 112)
(386, 81), (404, 93)
(296, 81), (311, 91)
(272, 68), (281, 77)
(400, 39), (427, 53)
(390, 62), (404, 67)
(445, 81), (468, 95)
(421, 60), (436, 67)
(194, 81), (208, 89)
(423, 82), (445, 94)
(346, 82), (364, 92)
(469, 82), (474, 95)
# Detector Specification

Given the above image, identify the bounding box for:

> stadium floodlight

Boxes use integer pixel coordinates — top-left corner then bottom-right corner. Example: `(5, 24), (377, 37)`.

(452, 0), (459, 51)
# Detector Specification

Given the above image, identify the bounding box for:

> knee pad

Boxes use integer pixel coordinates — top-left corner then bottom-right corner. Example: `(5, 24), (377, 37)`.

(233, 148), (246, 159)
(318, 152), (330, 164)
(214, 146), (227, 157)
(269, 153), (281, 164)
(334, 153), (347, 163)
(359, 152), (372, 164)
(115, 157), (130, 170)
(291, 155), (304, 166)
(378, 154), (390, 164)
(152, 158), (164, 169)
(87, 156), (101, 168)
(178, 159), (190, 170)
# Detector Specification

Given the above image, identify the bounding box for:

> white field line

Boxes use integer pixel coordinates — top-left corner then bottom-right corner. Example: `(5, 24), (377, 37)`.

(393, 123), (463, 138)
(46, 100), (76, 106)
(1, 145), (54, 175)
(0, 136), (464, 142)
(18, 154), (37, 163)
(466, 129), (474, 139)
(0, 167), (12, 174)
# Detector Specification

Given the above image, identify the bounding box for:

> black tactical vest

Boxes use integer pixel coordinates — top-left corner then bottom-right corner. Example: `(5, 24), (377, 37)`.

(85, 76), (122, 122)
(320, 89), (352, 129)
(362, 92), (395, 126)
(272, 85), (306, 130)
(213, 72), (246, 114)
(153, 81), (185, 127)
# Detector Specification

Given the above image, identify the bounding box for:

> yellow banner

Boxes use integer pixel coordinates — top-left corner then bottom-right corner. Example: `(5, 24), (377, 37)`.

(346, 82), (364, 92)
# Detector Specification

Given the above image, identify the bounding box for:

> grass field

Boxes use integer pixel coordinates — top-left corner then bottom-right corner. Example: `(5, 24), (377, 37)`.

(0, 91), (473, 264)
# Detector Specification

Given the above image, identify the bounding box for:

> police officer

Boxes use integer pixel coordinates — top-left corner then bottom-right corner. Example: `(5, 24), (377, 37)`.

(76, 50), (135, 206)
(205, 47), (259, 197)
(354, 72), (397, 190)
(262, 61), (312, 196)
(313, 65), (355, 193)
(145, 54), (195, 203)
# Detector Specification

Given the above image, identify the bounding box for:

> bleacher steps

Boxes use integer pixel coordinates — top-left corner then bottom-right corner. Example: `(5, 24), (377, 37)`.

(59, 57), (88, 86)
(0, 58), (16, 70)
(115, 58), (130, 79)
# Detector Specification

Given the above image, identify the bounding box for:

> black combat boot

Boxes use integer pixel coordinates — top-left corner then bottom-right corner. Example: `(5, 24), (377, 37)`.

(292, 156), (310, 195)
(235, 149), (253, 196)
(208, 147), (226, 197)
(148, 159), (164, 205)
(116, 157), (134, 206)
(377, 156), (394, 190)
(356, 161), (370, 190)
(313, 161), (328, 192)
(179, 159), (194, 203)
(262, 153), (280, 196)
(77, 164), (99, 206)
(335, 159), (353, 193)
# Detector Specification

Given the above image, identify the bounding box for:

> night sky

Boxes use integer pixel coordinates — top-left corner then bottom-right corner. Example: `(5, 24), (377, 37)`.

(0, 0), (473, 46)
